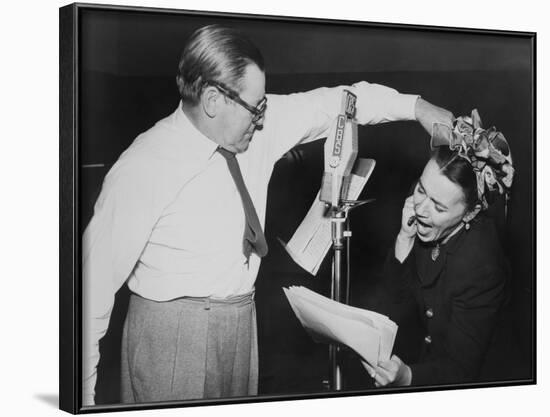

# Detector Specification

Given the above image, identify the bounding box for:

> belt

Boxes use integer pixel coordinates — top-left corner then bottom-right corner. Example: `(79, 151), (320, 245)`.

(172, 290), (255, 310)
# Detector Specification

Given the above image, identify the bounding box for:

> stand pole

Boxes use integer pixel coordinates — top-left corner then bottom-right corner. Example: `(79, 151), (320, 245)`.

(329, 210), (346, 391)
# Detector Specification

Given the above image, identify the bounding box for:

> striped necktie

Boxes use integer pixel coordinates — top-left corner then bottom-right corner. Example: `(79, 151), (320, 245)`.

(217, 147), (268, 261)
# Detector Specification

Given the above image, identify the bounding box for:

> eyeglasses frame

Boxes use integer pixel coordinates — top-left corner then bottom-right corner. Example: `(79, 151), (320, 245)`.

(205, 80), (267, 124)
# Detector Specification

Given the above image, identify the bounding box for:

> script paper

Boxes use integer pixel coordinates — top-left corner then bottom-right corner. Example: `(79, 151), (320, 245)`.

(283, 286), (398, 366)
(280, 158), (376, 275)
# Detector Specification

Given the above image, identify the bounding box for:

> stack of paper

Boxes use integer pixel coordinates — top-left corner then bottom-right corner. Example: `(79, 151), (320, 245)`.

(283, 286), (397, 366)
(279, 158), (376, 275)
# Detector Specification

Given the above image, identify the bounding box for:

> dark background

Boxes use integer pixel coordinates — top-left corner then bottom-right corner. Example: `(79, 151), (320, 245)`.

(77, 6), (534, 404)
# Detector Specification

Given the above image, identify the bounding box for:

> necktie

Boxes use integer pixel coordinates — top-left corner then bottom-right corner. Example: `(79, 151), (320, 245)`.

(217, 147), (268, 261)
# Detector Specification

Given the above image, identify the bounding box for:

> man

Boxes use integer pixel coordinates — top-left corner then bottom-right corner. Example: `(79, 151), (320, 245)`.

(82, 24), (453, 405)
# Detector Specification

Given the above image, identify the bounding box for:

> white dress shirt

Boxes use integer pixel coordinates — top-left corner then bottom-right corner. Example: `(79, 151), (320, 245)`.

(81, 81), (419, 404)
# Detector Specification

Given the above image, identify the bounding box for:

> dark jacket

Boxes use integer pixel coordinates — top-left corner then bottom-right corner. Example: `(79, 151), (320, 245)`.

(384, 215), (507, 386)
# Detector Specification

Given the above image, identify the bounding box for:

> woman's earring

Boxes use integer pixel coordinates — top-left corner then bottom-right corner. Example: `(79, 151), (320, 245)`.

(463, 206), (480, 232)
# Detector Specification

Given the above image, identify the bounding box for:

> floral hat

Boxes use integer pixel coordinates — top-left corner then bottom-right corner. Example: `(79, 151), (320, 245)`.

(431, 109), (514, 211)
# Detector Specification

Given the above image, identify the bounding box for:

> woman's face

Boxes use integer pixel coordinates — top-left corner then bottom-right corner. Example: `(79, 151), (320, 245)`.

(413, 159), (469, 242)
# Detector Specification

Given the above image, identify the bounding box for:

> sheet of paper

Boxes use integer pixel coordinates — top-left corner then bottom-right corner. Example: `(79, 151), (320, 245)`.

(284, 288), (381, 365)
(288, 286), (397, 361)
(283, 286), (397, 366)
(280, 158), (376, 275)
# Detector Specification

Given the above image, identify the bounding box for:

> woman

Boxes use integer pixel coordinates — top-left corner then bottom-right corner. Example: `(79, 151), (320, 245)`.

(363, 110), (514, 386)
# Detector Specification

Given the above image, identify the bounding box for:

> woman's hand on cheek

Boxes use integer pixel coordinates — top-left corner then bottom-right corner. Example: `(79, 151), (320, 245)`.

(400, 195), (418, 238)
(395, 196), (417, 263)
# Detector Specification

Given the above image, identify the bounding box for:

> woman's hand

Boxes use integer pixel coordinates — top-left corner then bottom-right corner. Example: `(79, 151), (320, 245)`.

(414, 97), (455, 137)
(362, 355), (412, 387)
(400, 195), (417, 238)
(395, 196), (416, 262)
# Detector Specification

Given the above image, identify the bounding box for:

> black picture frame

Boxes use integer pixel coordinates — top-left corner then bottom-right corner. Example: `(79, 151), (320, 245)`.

(60, 2), (536, 414)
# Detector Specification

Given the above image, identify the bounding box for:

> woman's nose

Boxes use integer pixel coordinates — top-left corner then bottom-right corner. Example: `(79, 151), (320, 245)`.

(415, 196), (429, 217)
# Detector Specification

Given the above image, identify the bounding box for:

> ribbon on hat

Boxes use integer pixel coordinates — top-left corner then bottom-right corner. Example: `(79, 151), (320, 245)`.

(430, 109), (514, 211)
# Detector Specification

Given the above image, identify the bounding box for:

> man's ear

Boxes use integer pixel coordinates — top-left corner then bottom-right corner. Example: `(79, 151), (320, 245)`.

(201, 86), (220, 119)
(463, 204), (482, 223)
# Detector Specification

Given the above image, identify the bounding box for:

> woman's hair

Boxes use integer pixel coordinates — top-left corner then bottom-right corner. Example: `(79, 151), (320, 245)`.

(176, 25), (265, 106)
(432, 147), (479, 212)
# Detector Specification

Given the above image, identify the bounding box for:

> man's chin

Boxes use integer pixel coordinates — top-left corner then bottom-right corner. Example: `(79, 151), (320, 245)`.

(235, 140), (252, 153)
(223, 143), (247, 154)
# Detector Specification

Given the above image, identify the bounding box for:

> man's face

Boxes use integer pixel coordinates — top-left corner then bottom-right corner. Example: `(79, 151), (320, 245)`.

(217, 64), (266, 153)
(413, 159), (469, 242)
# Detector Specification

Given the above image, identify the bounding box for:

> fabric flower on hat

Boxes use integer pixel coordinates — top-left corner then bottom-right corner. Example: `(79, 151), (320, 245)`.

(430, 109), (514, 210)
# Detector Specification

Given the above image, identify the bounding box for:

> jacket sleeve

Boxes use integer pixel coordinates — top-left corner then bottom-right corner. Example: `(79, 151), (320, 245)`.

(382, 241), (416, 305)
(410, 264), (506, 385)
(81, 158), (161, 405)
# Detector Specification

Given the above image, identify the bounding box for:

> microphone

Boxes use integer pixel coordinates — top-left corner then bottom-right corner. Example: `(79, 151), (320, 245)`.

(320, 90), (359, 208)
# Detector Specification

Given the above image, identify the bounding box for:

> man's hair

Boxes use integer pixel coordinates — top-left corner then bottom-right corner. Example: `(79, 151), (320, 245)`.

(176, 25), (265, 106)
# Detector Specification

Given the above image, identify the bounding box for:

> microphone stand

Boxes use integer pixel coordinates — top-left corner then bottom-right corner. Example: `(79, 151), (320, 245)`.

(329, 207), (346, 391)
(328, 199), (370, 391)
(320, 89), (371, 391)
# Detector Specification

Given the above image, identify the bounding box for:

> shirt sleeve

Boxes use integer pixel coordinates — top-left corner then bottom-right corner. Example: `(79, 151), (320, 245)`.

(81, 158), (160, 405)
(263, 81), (419, 162)
(410, 265), (506, 385)
(353, 81), (418, 125)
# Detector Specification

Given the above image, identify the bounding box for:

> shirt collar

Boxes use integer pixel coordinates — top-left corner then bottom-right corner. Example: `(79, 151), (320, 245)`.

(173, 101), (220, 160)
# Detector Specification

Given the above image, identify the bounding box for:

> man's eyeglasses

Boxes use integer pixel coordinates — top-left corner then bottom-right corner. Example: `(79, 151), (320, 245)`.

(206, 80), (267, 125)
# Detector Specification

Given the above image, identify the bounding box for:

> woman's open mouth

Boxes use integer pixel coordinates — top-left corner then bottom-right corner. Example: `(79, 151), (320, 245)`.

(416, 217), (432, 234)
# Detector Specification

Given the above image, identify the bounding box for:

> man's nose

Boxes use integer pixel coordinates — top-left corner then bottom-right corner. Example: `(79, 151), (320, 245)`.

(253, 119), (264, 131)
(254, 113), (265, 130)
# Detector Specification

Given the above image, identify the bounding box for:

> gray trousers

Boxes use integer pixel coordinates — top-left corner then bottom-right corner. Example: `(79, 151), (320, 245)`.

(121, 292), (258, 403)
